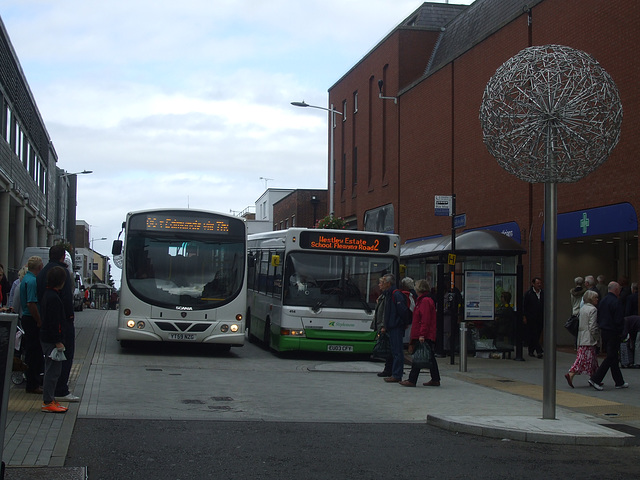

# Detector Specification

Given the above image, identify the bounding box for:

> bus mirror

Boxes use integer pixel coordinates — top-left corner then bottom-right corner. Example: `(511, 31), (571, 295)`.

(399, 264), (406, 277)
(271, 255), (281, 267)
(112, 240), (123, 256)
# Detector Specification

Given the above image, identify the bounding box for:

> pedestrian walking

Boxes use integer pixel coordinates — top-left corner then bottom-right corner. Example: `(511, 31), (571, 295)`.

(589, 282), (628, 391)
(565, 290), (600, 388)
(400, 279), (440, 387)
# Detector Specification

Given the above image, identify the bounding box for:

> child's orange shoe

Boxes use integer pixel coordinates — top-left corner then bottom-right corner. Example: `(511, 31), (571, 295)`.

(41, 402), (68, 413)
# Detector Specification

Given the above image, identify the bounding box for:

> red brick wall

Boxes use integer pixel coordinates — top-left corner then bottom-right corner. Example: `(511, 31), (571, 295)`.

(329, 0), (640, 280)
(273, 190), (327, 229)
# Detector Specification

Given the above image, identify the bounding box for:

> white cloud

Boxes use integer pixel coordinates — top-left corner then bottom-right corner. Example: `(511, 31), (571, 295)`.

(1, 0), (473, 284)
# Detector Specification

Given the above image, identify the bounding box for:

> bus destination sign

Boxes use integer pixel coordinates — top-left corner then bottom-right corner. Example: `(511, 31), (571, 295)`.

(132, 214), (230, 234)
(299, 231), (390, 253)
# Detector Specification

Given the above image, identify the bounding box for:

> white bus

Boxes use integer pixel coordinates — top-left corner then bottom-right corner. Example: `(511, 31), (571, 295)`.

(112, 209), (246, 351)
(246, 228), (400, 353)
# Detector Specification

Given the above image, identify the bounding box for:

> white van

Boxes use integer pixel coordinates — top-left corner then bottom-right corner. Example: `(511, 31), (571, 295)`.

(18, 246), (84, 311)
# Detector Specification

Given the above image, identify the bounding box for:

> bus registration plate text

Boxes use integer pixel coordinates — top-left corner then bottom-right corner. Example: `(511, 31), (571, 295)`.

(168, 333), (196, 341)
(327, 345), (353, 352)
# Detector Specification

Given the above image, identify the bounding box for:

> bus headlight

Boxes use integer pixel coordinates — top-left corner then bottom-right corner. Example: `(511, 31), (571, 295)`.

(230, 324), (239, 332)
(220, 324), (229, 333)
(280, 328), (305, 336)
(126, 320), (145, 329)
(235, 314), (243, 321)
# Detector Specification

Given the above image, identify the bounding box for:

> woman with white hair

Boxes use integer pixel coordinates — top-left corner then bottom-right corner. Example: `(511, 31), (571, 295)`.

(564, 289), (600, 388)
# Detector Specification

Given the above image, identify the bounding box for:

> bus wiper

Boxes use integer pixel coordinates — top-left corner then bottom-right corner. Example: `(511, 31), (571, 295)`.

(360, 299), (373, 315)
(312, 299), (328, 313)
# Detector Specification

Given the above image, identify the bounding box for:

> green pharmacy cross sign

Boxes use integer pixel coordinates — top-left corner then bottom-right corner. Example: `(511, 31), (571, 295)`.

(580, 212), (590, 234)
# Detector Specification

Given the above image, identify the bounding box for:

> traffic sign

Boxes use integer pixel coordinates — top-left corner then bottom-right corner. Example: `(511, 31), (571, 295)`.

(435, 195), (452, 216)
(454, 213), (466, 229)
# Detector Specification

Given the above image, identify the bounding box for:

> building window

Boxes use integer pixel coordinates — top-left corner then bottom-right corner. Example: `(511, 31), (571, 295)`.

(342, 153), (346, 191)
(292, 215), (296, 227)
(353, 91), (358, 113)
(342, 100), (347, 121)
(352, 147), (357, 187)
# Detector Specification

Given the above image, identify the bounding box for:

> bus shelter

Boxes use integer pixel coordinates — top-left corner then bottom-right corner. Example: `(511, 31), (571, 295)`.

(401, 230), (526, 360)
(89, 283), (113, 310)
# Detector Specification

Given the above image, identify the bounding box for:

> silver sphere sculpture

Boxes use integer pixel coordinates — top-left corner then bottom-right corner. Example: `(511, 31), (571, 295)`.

(479, 44), (622, 183)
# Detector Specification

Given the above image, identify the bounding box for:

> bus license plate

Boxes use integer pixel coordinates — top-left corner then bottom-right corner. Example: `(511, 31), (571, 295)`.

(328, 345), (353, 352)
(168, 333), (196, 341)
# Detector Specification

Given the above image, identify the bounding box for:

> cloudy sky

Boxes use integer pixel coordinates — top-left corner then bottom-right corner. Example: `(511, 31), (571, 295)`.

(2, 0), (473, 283)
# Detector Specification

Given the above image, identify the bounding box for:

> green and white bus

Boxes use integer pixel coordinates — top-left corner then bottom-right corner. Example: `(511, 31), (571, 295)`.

(246, 228), (400, 353)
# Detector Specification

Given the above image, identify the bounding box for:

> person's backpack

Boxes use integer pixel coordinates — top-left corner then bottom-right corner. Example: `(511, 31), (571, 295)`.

(393, 289), (414, 327)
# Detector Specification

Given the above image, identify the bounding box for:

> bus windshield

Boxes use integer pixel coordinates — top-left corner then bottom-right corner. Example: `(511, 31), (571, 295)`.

(283, 252), (395, 311)
(125, 233), (244, 309)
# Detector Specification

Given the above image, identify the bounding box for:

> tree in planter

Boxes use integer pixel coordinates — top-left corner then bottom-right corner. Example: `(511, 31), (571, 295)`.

(315, 215), (346, 229)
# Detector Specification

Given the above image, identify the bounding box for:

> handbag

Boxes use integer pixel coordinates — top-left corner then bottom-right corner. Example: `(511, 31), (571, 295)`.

(372, 332), (392, 360)
(564, 314), (579, 337)
(411, 341), (433, 369)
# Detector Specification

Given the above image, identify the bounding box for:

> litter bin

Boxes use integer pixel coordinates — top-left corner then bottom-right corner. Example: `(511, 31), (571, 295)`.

(0, 313), (18, 479)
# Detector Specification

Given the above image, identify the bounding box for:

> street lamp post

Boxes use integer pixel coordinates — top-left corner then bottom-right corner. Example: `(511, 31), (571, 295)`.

(291, 101), (344, 218)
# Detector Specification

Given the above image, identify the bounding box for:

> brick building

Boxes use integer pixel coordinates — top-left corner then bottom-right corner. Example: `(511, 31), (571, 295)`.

(273, 189), (327, 230)
(0, 17), (78, 279)
(327, 0), (640, 343)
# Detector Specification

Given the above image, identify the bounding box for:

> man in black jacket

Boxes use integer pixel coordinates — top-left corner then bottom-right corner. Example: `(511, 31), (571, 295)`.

(36, 245), (79, 402)
(522, 277), (544, 358)
(589, 281), (628, 390)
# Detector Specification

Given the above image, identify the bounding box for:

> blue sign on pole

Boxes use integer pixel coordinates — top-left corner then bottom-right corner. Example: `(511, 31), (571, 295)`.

(454, 214), (466, 229)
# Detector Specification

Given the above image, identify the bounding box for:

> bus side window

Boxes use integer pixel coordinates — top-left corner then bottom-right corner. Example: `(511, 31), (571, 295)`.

(271, 250), (284, 297)
(247, 252), (256, 290)
(258, 251), (270, 293)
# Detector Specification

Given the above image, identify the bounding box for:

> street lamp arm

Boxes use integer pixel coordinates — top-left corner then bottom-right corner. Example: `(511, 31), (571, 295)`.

(291, 101), (343, 116)
(291, 99), (343, 219)
(60, 170), (93, 178)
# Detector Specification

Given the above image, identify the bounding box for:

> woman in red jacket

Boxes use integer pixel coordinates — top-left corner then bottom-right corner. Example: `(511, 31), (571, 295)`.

(400, 279), (441, 387)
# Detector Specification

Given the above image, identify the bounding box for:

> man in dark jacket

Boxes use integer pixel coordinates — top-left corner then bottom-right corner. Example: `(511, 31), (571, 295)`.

(522, 277), (544, 358)
(377, 274), (410, 383)
(37, 245), (79, 402)
(589, 281), (628, 390)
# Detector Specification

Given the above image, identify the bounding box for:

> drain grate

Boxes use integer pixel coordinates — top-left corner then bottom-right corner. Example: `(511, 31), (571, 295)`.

(182, 399), (205, 404)
(208, 405), (233, 411)
(211, 396), (234, 402)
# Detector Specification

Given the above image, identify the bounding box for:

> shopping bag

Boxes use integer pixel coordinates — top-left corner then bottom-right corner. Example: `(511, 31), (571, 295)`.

(411, 341), (433, 369)
(49, 348), (66, 362)
(372, 332), (392, 360)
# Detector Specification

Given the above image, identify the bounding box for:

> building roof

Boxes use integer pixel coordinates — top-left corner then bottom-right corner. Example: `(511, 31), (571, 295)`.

(329, 2), (468, 90)
(400, 2), (469, 30)
(423, 0), (545, 77)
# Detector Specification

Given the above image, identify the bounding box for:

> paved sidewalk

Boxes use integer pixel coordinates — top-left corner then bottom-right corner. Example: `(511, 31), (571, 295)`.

(2, 310), (105, 479)
(2, 309), (639, 479)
